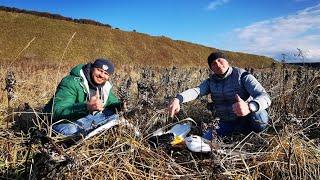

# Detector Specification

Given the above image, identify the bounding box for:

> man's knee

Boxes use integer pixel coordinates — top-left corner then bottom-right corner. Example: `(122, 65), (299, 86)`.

(105, 114), (119, 121)
(53, 123), (80, 136)
(92, 113), (119, 127)
(216, 121), (236, 137)
(250, 109), (269, 132)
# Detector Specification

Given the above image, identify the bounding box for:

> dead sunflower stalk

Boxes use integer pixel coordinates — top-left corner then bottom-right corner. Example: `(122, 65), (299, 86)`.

(4, 68), (16, 164)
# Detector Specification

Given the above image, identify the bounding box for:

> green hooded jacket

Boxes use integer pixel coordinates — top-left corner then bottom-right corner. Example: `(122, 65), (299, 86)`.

(43, 64), (120, 121)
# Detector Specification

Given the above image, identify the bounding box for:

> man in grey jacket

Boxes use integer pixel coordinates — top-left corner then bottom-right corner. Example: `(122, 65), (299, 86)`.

(168, 51), (271, 139)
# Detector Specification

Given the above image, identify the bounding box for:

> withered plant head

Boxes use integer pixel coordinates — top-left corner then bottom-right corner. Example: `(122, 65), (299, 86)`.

(5, 68), (16, 102)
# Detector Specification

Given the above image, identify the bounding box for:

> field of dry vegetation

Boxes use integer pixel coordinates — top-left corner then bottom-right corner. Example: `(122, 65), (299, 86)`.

(0, 6), (319, 180)
(0, 57), (319, 179)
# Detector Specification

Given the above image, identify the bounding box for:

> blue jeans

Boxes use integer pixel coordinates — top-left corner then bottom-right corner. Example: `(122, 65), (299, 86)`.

(52, 109), (119, 136)
(203, 110), (269, 139)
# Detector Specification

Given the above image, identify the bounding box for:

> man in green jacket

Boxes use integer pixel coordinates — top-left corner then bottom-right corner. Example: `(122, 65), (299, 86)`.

(44, 58), (123, 136)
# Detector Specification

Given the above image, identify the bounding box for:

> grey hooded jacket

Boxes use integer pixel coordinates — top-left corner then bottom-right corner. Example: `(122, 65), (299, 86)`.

(176, 67), (271, 122)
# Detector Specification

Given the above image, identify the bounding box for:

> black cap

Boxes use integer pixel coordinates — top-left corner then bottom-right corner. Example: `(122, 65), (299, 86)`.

(92, 58), (115, 75)
(207, 51), (226, 66)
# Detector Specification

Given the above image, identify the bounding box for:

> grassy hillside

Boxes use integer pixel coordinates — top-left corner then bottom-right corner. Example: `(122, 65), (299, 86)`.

(0, 9), (275, 68)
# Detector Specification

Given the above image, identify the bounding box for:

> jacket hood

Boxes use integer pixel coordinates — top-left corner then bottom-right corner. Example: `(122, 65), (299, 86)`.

(70, 64), (85, 77)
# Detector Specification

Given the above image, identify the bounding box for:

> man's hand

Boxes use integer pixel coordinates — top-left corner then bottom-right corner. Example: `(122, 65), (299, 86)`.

(168, 98), (180, 118)
(232, 94), (250, 117)
(87, 91), (104, 112)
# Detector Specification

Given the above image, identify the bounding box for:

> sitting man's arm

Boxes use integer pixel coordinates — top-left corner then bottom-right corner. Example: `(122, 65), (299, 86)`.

(243, 74), (271, 111)
(52, 78), (89, 121)
(168, 79), (211, 117)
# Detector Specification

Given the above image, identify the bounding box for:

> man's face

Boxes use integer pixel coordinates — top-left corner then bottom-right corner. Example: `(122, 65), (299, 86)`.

(91, 67), (110, 85)
(210, 58), (230, 75)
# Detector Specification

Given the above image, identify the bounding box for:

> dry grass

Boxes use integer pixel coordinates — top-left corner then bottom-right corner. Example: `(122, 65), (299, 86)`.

(0, 58), (319, 179)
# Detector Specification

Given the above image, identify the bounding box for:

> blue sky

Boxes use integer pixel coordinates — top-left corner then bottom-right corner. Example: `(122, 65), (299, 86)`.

(1, 0), (320, 62)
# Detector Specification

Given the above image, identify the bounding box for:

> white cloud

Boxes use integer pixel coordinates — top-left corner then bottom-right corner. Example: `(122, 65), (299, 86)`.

(207, 0), (230, 10)
(226, 3), (320, 62)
